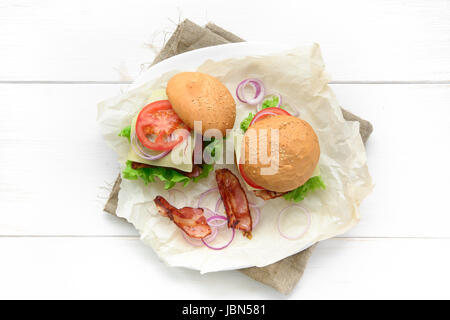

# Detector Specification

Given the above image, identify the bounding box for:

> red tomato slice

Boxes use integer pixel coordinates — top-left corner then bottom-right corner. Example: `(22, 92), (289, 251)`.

(136, 100), (190, 151)
(249, 107), (291, 127)
(238, 163), (264, 190)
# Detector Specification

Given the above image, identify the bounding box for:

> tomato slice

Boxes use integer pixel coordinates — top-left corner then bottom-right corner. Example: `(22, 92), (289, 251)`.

(238, 163), (264, 190)
(135, 100), (190, 151)
(249, 107), (291, 127)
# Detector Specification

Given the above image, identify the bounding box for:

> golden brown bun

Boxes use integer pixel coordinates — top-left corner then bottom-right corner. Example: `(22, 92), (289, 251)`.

(166, 72), (236, 135)
(241, 115), (320, 192)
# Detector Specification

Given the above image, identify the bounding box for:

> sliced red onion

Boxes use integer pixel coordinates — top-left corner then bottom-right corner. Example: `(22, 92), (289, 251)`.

(197, 187), (219, 208)
(281, 103), (299, 117)
(215, 197), (223, 213)
(246, 191), (265, 209)
(182, 226), (218, 247)
(251, 206), (261, 228)
(249, 111), (280, 126)
(257, 93), (282, 112)
(202, 207), (215, 219)
(277, 205), (311, 240)
(248, 198), (264, 209)
(236, 78), (265, 105)
(202, 207), (227, 227)
(131, 133), (170, 160)
(202, 215), (236, 250)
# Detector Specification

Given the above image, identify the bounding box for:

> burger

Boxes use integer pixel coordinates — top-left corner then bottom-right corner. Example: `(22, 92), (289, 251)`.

(118, 72), (236, 189)
(235, 107), (325, 202)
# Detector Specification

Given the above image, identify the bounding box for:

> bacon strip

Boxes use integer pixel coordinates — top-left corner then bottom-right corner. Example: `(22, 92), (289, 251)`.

(253, 189), (286, 200)
(154, 196), (212, 239)
(215, 169), (252, 237)
(181, 164), (202, 178)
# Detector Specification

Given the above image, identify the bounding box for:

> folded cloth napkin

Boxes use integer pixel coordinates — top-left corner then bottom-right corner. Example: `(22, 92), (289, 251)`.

(104, 19), (373, 295)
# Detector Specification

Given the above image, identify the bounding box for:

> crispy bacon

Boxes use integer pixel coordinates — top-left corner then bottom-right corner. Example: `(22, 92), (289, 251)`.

(181, 164), (202, 178)
(253, 189), (286, 200)
(215, 169), (252, 238)
(131, 161), (203, 178)
(131, 162), (151, 169)
(154, 196), (212, 239)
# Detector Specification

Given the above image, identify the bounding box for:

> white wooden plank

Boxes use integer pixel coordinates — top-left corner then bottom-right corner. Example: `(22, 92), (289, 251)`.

(0, 83), (137, 235)
(331, 84), (450, 238)
(0, 237), (448, 299)
(0, 83), (449, 237)
(0, 84), (450, 237)
(1, 0), (449, 82)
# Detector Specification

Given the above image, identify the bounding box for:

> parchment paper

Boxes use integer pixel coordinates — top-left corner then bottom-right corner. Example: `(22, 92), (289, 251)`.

(98, 47), (372, 274)
(101, 20), (373, 294)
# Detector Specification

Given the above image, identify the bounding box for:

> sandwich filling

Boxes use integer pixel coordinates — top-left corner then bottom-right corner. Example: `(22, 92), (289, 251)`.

(117, 89), (213, 189)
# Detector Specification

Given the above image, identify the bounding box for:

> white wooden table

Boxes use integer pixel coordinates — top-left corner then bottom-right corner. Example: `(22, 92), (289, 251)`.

(1, 0), (449, 299)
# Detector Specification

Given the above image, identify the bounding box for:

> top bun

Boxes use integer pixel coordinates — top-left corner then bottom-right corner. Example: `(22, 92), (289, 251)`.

(241, 115), (320, 192)
(166, 72), (236, 135)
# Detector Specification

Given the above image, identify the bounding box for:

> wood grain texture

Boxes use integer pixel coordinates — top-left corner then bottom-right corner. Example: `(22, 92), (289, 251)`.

(1, 84), (449, 237)
(0, 0), (449, 82)
(0, 237), (448, 299)
(0, 0), (449, 299)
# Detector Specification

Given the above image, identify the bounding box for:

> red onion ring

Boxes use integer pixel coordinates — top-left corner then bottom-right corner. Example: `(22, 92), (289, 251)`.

(236, 78), (265, 105)
(197, 187), (219, 208)
(202, 215), (236, 250)
(182, 226), (218, 247)
(251, 206), (261, 228)
(248, 197), (265, 208)
(257, 93), (282, 112)
(281, 103), (299, 117)
(277, 205), (311, 240)
(202, 207), (227, 227)
(131, 133), (170, 161)
(249, 111), (280, 126)
(215, 197), (223, 213)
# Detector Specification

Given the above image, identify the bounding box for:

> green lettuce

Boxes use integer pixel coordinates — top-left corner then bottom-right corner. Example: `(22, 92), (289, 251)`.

(240, 112), (255, 132)
(122, 160), (189, 189)
(260, 95), (280, 109)
(283, 175), (326, 202)
(122, 160), (213, 190)
(119, 125), (214, 189)
(203, 137), (224, 163)
(239, 96), (286, 132)
(192, 163), (214, 183)
(118, 125), (131, 142)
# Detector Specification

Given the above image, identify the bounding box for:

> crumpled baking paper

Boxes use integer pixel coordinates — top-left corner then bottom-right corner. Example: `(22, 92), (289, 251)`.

(97, 44), (373, 273)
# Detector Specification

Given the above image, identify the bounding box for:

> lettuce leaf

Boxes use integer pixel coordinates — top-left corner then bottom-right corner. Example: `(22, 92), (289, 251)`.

(122, 161), (213, 189)
(260, 95), (280, 109)
(283, 175), (326, 202)
(239, 96), (286, 132)
(122, 160), (189, 189)
(118, 125), (131, 142)
(119, 126), (214, 188)
(240, 112), (255, 132)
(192, 164), (214, 183)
